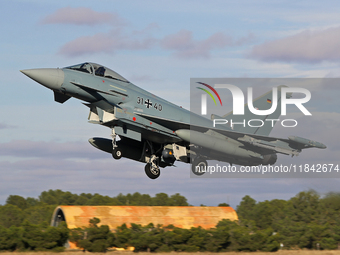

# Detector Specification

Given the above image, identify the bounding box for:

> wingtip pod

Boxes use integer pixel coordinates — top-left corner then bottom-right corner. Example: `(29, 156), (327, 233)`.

(288, 136), (326, 149)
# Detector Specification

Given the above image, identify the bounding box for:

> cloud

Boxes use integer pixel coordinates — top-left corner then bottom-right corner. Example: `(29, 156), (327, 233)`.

(41, 7), (124, 26)
(249, 26), (340, 63)
(161, 30), (254, 59)
(0, 140), (107, 159)
(58, 31), (155, 57)
(41, 7), (252, 59)
(42, 8), (254, 59)
(0, 123), (15, 130)
(56, 21), (253, 58)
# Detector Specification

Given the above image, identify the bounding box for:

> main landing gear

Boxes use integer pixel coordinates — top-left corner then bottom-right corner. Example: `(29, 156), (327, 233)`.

(110, 127), (161, 179)
(145, 155), (160, 179)
(144, 141), (161, 179)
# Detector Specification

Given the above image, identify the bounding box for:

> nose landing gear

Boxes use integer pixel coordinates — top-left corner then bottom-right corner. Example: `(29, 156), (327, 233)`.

(112, 147), (122, 159)
(111, 128), (122, 160)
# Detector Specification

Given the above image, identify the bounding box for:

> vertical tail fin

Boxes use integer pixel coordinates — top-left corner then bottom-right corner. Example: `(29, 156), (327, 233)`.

(217, 85), (290, 136)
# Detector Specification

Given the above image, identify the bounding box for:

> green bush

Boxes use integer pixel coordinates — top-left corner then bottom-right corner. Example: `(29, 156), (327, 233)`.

(69, 217), (115, 252)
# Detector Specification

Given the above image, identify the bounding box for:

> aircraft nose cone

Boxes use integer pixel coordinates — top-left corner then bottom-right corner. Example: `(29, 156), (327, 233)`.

(20, 68), (64, 90)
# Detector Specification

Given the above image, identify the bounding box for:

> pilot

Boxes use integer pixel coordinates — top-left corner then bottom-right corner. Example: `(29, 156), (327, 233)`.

(95, 66), (106, 77)
(80, 63), (93, 74)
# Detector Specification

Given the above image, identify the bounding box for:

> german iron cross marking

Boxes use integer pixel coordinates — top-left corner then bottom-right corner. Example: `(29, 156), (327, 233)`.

(145, 99), (152, 108)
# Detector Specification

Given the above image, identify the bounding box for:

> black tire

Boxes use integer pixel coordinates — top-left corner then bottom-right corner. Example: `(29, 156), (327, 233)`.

(112, 147), (122, 160)
(191, 158), (207, 176)
(145, 163), (160, 179)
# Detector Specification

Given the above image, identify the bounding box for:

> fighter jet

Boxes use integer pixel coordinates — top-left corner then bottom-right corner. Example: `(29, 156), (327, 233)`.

(21, 62), (326, 179)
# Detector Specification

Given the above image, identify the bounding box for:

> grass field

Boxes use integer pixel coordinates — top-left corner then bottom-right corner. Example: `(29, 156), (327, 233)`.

(2, 251), (340, 255)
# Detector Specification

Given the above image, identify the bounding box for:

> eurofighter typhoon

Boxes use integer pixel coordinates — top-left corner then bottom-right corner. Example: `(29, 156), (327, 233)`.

(21, 63), (326, 179)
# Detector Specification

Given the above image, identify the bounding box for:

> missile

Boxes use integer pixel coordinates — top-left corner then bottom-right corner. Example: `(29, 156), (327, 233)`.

(175, 129), (263, 160)
(288, 136), (326, 149)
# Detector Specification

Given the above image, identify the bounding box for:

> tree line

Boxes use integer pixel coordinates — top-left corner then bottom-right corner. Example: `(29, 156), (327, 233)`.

(236, 190), (340, 250)
(69, 217), (279, 252)
(0, 190), (190, 228)
(0, 189), (339, 252)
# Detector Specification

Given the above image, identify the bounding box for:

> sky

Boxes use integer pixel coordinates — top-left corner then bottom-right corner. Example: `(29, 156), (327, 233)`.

(1, 0), (340, 209)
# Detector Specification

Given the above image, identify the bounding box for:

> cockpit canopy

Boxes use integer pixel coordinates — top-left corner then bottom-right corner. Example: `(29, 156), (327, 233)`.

(64, 62), (129, 83)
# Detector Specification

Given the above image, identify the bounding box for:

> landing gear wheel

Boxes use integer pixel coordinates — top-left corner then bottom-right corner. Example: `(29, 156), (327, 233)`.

(112, 148), (122, 160)
(191, 158), (207, 176)
(145, 163), (160, 179)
